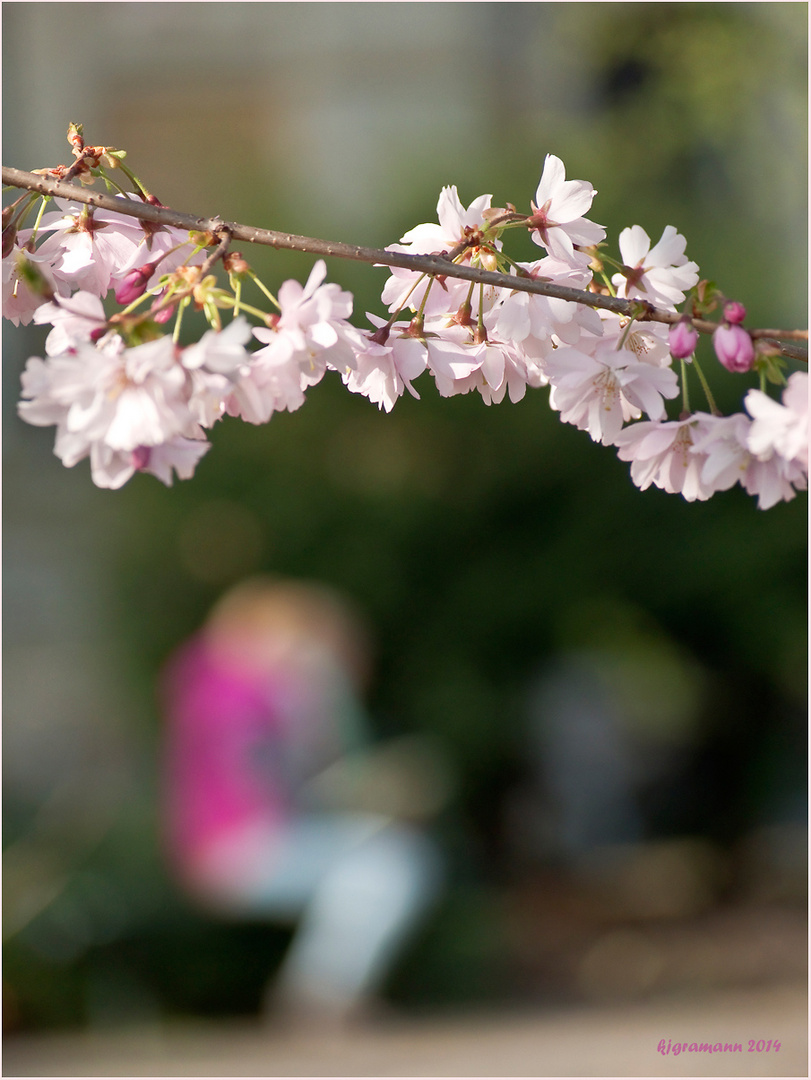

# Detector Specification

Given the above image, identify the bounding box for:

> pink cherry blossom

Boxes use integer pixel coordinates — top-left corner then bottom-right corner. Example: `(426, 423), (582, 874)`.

(182, 317), (253, 375)
(112, 223), (205, 291)
(484, 256), (602, 358)
(70, 337), (190, 450)
(381, 186), (499, 319)
(437, 336), (541, 406)
(417, 320), (501, 400)
(528, 155), (606, 265)
(469, 340), (542, 405)
(17, 322), (254, 487)
(544, 339), (679, 445)
(165, 319), (252, 429)
(598, 312), (673, 368)
(32, 201), (145, 297)
(19, 336), (190, 463)
(690, 410), (805, 509)
(226, 349), (309, 424)
(18, 355), (65, 428)
(612, 225), (699, 309)
(33, 291), (108, 354)
(3, 248), (64, 326)
(614, 417), (714, 501)
(82, 436), (211, 490)
(132, 437), (211, 487)
(252, 260), (361, 388)
(342, 315), (427, 412)
(742, 457), (807, 508)
(745, 372), (809, 470)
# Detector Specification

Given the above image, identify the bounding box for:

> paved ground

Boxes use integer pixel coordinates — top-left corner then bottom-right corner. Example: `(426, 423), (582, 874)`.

(4, 980), (806, 1077)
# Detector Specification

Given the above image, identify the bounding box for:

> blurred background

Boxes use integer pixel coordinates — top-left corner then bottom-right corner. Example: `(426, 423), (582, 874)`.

(3, 2), (807, 1035)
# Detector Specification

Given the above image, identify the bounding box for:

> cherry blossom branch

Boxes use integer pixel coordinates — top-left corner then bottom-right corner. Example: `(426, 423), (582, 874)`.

(4, 166), (806, 363)
(8, 143), (807, 506)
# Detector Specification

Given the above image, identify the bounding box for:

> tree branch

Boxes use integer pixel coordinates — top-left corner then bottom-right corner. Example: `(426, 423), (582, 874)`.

(4, 165), (806, 363)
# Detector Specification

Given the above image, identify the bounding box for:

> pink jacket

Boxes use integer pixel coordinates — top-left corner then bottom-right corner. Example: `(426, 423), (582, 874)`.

(161, 636), (290, 895)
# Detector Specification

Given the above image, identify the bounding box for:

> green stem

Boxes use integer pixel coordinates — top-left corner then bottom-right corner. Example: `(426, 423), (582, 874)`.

(388, 274), (427, 324)
(109, 159), (150, 201)
(416, 273), (435, 319)
(495, 219), (532, 232)
(218, 296), (272, 322)
(476, 281), (486, 340)
(204, 299), (222, 331)
(680, 358), (691, 414)
(598, 270), (617, 296)
(692, 357), (719, 415)
(118, 291), (154, 317)
(98, 172), (131, 200)
(27, 196), (50, 244)
(600, 254), (625, 273)
(172, 296), (188, 344)
(617, 317), (635, 350)
(246, 270), (279, 310)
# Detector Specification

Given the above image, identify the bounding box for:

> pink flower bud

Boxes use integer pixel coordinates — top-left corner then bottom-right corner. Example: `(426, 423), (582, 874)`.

(669, 319), (698, 359)
(723, 300), (746, 324)
(152, 303), (174, 325)
(713, 323), (754, 373)
(115, 262), (158, 305)
(147, 288), (175, 324)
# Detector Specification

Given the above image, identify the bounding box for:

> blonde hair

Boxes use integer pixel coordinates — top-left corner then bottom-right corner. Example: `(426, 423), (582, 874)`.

(203, 575), (373, 690)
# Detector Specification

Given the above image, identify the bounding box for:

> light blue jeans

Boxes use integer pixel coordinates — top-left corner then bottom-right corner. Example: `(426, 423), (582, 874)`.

(221, 812), (444, 1012)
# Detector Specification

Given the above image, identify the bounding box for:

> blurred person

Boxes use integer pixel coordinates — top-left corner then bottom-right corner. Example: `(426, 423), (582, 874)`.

(160, 576), (447, 1025)
(522, 650), (645, 863)
(512, 604), (708, 873)
(506, 621), (731, 926)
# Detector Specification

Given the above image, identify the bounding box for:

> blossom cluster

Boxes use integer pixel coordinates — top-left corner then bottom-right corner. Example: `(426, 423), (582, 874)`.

(4, 151), (807, 507)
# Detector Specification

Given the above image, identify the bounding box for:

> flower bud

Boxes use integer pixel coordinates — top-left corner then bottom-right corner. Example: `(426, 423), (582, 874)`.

(67, 122), (84, 153)
(669, 319), (698, 359)
(149, 291), (175, 324)
(115, 262), (158, 305)
(223, 251), (250, 276)
(2, 224), (18, 259)
(723, 300), (746, 324)
(713, 323), (754, 373)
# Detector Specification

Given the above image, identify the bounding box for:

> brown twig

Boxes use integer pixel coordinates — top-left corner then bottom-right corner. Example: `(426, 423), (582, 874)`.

(3, 165), (807, 363)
